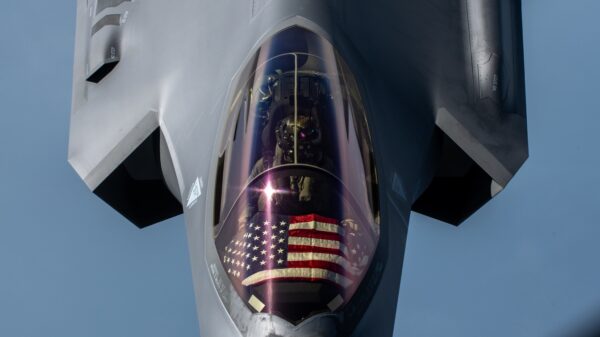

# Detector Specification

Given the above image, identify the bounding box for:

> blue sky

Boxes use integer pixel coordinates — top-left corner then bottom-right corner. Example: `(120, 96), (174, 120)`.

(1, 1), (599, 336)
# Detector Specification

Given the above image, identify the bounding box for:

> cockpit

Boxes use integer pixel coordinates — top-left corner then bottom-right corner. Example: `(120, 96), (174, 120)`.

(213, 26), (380, 324)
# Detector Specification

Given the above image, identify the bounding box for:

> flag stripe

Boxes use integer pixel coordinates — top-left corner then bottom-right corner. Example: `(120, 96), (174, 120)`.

(241, 267), (352, 288)
(288, 252), (352, 269)
(288, 229), (342, 242)
(287, 245), (344, 256)
(287, 237), (346, 251)
(290, 214), (338, 225)
(241, 277), (351, 289)
(287, 260), (346, 275)
(289, 221), (342, 234)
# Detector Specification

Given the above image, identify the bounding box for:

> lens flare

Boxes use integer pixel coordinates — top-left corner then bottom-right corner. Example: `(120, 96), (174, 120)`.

(264, 181), (275, 201)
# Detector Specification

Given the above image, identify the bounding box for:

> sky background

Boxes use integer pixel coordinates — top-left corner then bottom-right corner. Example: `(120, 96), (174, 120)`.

(1, 1), (599, 336)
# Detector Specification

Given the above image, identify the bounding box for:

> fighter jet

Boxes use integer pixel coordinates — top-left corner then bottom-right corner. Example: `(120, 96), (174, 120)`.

(68, 0), (528, 336)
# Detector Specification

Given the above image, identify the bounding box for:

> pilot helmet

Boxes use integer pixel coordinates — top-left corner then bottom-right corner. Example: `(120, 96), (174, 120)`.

(276, 114), (322, 164)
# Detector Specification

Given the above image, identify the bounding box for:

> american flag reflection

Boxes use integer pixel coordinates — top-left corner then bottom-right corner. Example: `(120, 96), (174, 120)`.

(219, 212), (375, 314)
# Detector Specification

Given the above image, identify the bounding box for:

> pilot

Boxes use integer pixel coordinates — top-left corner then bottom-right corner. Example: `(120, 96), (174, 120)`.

(275, 114), (323, 165)
(250, 113), (323, 177)
(241, 112), (335, 223)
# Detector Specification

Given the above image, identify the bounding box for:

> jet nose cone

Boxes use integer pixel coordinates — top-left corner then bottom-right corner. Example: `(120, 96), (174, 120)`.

(246, 313), (339, 337)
